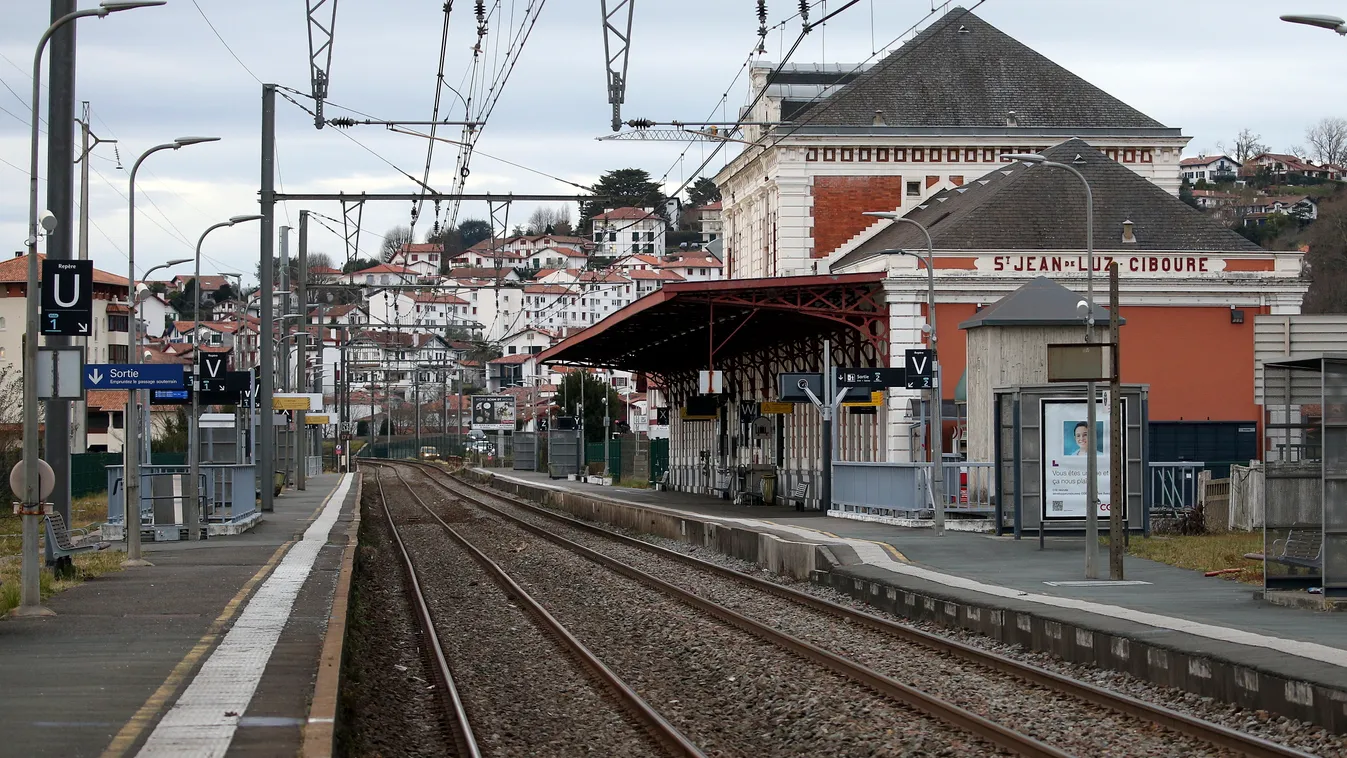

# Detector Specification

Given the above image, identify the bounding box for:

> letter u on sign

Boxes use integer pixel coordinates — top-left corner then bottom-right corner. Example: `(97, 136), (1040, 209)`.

(52, 274), (80, 307)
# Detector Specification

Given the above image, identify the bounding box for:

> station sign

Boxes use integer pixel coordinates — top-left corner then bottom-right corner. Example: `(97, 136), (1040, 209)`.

(84, 363), (185, 390)
(778, 372), (870, 403)
(837, 367), (906, 389)
(904, 349), (935, 390)
(40, 259), (93, 336)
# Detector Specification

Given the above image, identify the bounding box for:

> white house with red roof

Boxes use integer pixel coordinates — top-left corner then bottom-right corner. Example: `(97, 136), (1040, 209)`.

(388, 243), (444, 277)
(1179, 154), (1240, 183)
(338, 262), (425, 286)
(656, 250), (723, 282)
(591, 207), (666, 257)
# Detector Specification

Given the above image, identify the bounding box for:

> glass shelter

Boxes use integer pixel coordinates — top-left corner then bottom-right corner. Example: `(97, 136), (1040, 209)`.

(1262, 356), (1346, 599)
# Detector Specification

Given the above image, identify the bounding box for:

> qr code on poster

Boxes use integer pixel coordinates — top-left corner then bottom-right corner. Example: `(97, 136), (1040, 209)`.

(1051, 500), (1064, 512)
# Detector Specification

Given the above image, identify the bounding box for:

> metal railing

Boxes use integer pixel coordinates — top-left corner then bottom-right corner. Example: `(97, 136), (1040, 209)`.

(938, 461), (996, 513)
(1149, 461), (1205, 512)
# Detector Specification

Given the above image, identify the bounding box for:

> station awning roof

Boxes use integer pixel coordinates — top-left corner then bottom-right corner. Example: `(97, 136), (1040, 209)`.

(537, 273), (888, 376)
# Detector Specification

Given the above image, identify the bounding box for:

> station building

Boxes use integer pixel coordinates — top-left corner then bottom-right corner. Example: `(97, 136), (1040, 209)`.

(539, 9), (1308, 504)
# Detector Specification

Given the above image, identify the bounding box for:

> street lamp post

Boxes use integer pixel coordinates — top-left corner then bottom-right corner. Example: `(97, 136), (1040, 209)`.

(863, 212), (945, 534)
(1003, 152), (1100, 578)
(124, 136), (218, 567)
(188, 216), (261, 542)
(17, 0), (166, 616)
(123, 259), (189, 562)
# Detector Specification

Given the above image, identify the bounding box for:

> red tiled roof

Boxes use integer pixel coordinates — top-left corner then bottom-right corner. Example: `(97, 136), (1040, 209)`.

(1179, 155), (1237, 167)
(173, 320), (239, 334)
(412, 292), (469, 305)
(524, 284), (578, 295)
(0, 254), (128, 286)
(489, 353), (533, 365)
(627, 269), (684, 281)
(397, 243), (444, 253)
(593, 207), (659, 222)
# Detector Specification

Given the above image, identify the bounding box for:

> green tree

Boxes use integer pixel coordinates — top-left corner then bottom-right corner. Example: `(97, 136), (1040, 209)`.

(342, 257), (380, 274)
(687, 176), (721, 207)
(581, 168), (667, 232)
(213, 282), (236, 303)
(458, 218), (493, 248)
(553, 370), (622, 443)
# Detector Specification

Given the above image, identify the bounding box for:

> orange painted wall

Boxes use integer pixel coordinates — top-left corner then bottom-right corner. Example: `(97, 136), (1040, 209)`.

(929, 303), (1266, 423)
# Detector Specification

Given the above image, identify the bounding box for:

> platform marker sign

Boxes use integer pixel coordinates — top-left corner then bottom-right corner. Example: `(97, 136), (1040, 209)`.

(40, 259), (93, 336)
(904, 349), (934, 389)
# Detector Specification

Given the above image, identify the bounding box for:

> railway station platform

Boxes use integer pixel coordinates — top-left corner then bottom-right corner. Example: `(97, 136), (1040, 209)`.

(476, 467), (1347, 733)
(0, 471), (360, 758)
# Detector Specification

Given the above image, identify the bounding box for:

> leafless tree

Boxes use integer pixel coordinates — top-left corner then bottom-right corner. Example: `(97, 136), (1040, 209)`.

(0, 364), (36, 451)
(1305, 117), (1347, 166)
(380, 224), (414, 261)
(1218, 128), (1270, 162)
(524, 205), (573, 235)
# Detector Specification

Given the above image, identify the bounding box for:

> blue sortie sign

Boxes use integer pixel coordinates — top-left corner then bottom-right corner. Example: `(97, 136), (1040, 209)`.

(83, 363), (186, 389)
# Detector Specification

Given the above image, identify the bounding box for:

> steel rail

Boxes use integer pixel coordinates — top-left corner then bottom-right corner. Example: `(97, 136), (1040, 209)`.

(368, 465), (482, 758)
(365, 461), (706, 758)
(387, 461), (1070, 758)
(410, 461), (1317, 758)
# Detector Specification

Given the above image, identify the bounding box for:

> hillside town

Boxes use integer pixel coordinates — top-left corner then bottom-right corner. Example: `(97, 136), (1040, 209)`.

(13, 5), (1347, 756)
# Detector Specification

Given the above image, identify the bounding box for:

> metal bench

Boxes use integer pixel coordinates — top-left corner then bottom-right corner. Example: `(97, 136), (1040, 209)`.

(784, 481), (812, 511)
(1269, 528), (1322, 570)
(44, 512), (111, 559)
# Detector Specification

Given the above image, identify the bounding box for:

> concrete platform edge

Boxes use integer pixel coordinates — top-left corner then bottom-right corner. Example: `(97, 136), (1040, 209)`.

(817, 565), (1347, 733)
(466, 469), (829, 580)
(472, 468), (1347, 734)
(301, 472), (363, 758)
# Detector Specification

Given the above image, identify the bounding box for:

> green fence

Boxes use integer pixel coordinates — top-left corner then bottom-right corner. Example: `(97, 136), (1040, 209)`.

(72, 452), (122, 498)
(584, 441), (622, 476)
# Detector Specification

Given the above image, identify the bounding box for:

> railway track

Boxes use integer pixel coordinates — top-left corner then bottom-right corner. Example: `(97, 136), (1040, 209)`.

(381, 458), (1319, 758)
(367, 462), (703, 758)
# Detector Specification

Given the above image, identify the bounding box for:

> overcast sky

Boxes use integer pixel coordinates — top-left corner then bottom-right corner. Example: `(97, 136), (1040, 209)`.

(1, 0), (1344, 286)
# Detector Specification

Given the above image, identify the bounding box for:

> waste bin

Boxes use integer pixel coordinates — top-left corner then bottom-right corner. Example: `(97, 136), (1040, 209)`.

(762, 471), (777, 505)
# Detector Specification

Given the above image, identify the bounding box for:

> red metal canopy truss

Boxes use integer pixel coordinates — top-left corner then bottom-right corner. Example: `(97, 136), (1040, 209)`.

(537, 273), (889, 403)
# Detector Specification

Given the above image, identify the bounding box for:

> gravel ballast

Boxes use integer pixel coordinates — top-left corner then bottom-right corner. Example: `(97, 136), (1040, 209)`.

(370, 467), (666, 758)
(400, 468), (1010, 757)
(337, 478), (459, 757)
(448, 470), (1347, 757)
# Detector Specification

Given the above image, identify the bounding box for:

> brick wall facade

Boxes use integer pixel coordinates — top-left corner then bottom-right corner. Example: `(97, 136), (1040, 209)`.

(810, 175), (906, 259)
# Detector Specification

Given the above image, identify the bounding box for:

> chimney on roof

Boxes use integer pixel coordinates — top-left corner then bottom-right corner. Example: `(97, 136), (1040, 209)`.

(1006, 110), (1017, 128)
(873, 110), (886, 126)
(14, 251), (21, 258)
(1121, 220), (1136, 244)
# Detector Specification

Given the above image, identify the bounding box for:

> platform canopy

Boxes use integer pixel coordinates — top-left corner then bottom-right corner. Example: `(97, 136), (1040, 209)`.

(537, 273), (889, 383)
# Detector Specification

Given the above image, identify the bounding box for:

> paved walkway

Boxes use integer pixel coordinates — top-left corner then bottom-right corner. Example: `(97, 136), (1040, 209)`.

(0, 472), (359, 758)
(484, 468), (1347, 690)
